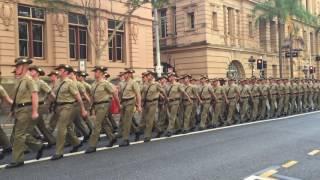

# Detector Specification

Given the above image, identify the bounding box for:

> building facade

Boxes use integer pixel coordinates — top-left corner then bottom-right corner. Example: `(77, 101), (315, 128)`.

(156, 0), (320, 79)
(0, 0), (154, 81)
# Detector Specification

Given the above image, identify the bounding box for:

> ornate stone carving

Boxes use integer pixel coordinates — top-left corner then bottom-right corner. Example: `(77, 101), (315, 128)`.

(0, 1), (13, 30)
(130, 23), (139, 44)
(54, 12), (66, 36)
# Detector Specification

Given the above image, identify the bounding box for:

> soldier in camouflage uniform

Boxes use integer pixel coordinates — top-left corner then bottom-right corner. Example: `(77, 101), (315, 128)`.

(211, 79), (228, 127)
(258, 78), (269, 120)
(199, 75), (216, 130)
(239, 79), (251, 123)
(225, 78), (240, 125)
(268, 78), (278, 118)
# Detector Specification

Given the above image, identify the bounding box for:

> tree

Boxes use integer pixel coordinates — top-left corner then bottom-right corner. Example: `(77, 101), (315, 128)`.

(253, 0), (316, 78)
(34, 0), (167, 65)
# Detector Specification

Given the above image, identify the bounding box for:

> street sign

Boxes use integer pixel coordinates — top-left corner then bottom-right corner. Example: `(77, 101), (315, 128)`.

(79, 59), (86, 71)
(285, 51), (298, 58)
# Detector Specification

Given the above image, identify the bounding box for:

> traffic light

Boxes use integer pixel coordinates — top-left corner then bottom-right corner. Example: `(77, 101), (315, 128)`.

(309, 66), (314, 74)
(263, 61), (267, 68)
(257, 59), (263, 69)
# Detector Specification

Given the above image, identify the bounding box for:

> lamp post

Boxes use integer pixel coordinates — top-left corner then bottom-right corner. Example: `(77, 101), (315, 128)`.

(248, 56), (256, 77)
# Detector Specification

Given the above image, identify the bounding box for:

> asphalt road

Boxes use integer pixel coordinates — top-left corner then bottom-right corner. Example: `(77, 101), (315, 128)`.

(1, 112), (320, 180)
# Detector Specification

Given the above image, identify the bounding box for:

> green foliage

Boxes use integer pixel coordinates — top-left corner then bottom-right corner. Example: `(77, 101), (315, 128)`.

(253, 0), (317, 25)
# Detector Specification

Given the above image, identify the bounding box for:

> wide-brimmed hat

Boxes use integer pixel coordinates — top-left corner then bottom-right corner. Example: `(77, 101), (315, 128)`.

(54, 64), (74, 72)
(92, 66), (107, 72)
(47, 70), (59, 77)
(14, 57), (33, 67)
(124, 68), (135, 74)
(29, 65), (45, 76)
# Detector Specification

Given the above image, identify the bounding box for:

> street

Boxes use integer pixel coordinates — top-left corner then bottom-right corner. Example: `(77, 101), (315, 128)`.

(1, 112), (320, 180)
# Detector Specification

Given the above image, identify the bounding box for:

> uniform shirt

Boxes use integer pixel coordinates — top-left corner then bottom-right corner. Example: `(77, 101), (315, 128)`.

(259, 84), (269, 99)
(167, 82), (185, 104)
(289, 83), (298, 97)
(0, 85), (8, 99)
(277, 83), (286, 97)
(199, 84), (214, 101)
(284, 83), (290, 95)
(250, 84), (260, 97)
(81, 81), (91, 95)
(91, 79), (114, 102)
(74, 80), (86, 95)
(36, 79), (52, 102)
(14, 75), (39, 104)
(55, 78), (78, 103)
(268, 83), (277, 99)
(121, 79), (140, 100)
(142, 82), (165, 102)
(213, 86), (225, 103)
(239, 85), (250, 98)
(183, 84), (198, 100)
(226, 84), (239, 99)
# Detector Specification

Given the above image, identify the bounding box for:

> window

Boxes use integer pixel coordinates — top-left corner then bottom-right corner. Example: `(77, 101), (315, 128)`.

(68, 13), (88, 60)
(172, 7), (177, 35)
(108, 19), (125, 62)
(248, 21), (253, 37)
(212, 12), (218, 30)
(187, 12), (195, 30)
(18, 5), (45, 58)
(159, 9), (167, 38)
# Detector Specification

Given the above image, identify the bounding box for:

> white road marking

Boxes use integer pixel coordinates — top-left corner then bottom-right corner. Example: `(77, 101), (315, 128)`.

(1, 111), (320, 169)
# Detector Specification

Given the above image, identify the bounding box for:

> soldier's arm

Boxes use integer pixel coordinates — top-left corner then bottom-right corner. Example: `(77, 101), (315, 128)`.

(28, 79), (39, 120)
(194, 86), (202, 103)
(133, 82), (142, 112)
(70, 83), (87, 117)
(222, 89), (229, 104)
(209, 86), (217, 100)
(179, 86), (192, 103)
(0, 86), (13, 105)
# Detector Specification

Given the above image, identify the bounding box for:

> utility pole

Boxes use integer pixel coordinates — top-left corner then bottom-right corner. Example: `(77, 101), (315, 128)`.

(154, 7), (162, 77)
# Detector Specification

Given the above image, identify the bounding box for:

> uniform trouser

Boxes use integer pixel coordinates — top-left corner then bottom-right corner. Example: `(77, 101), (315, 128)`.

(183, 101), (193, 131)
(12, 107), (43, 163)
(73, 105), (90, 137)
(283, 96), (290, 115)
(276, 97), (284, 116)
(308, 93), (314, 109)
(250, 99), (260, 121)
(296, 95), (302, 113)
(303, 94), (309, 111)
(157, 103), (168, 132)
(211, 102), (223, 127)
(0, 126), (10, 149)
(89, 103), (115, 147)
(289, 96), (297, 115)
(190, 102), (198, 129)
(239, 99), (249, 123)
(55, 104), (80, 155)
(140, 102), (158, 139)
(120, 99), (136, 141)
(36, 105), (55, 144)
(199, 102), (211, 128)
(177, 102), (184, 130)
(226, 100), (237, 125)
(167, 102), (180, 133)
(258, 98), (267, 120)
(269, 97), (276, 118)
(317, 94), (320, 110)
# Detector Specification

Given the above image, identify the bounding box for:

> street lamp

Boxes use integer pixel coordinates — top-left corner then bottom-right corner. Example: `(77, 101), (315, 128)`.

(248, 56), (256, 77)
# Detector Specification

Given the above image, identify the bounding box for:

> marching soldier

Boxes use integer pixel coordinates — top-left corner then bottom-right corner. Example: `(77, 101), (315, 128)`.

(0, 85), (13, 160)
(119, 68), (142, 147)
(138, 70), (166, 142)
(211, 78), (228, 127)
(6, 58), (45, 168)
(51, 64), (88, 160)
(239, 79), (251, 123)
(258, 78), (269, 120)
(85, 66), (119, 153)
(199, 75), (216, 130)
(47, 70), (60, 132)
(250, 77), (260, 121)
(268, 78), (277, 118)
(181, 74), (201, 133)
(165, 73), (190, 137)
(302, 79), (309, 112)
(28, 65), (56, 146)
(296, 79), (303, 113)
(283, 79), (290, 116)
(289, 79), (298, 115)
(225, 78), (240, 125)
(156, 75), (169, 135)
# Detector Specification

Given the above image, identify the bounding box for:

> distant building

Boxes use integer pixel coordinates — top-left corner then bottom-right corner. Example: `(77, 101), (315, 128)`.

(0, 0), (154, 80)
(155, 0), (320, 79)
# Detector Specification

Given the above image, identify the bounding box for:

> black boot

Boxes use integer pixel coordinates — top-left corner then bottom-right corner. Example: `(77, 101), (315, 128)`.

(5, 162), (24, 169)
(36, 145), (45, 160)
(119, 140), (130, 147)
(85, 147), (96, 154)
(144, 137), (151, 143)
(106, 138), (117, 147)
(69, 142), (83, 153)
(51, 154), (63, 160)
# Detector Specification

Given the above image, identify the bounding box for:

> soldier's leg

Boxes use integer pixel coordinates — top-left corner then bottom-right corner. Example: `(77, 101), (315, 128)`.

(89, 106), (111, 148)
(167, 103), (179, 134)
(212, 103), (222, 127)
(55, 106), (78, 155)
(226, 101), (236, 125)
(258, 100), (267, 120)
(144, 103), (157, 140)
(0, 126), (11, 149)
(157, 104), (167, 133)
(199, 103), (210, 129)
(36, 112), (55, 145)
(190, 103), (198, 129)
(12, 109), (42, 163)
(183, 103), (193, 132)
(121, 103), (135, 141)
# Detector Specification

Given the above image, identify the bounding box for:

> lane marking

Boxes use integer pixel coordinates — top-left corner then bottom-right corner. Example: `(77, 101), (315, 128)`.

(260, 169), (278, 178)
(308, 150), (320, 156)
(281, 160), (298, 169)
(1, 111), (320, 169)
(244, 175), (277, 180)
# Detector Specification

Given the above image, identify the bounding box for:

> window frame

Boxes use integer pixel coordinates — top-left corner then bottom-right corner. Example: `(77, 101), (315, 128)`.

(108, 19), (125, 63)
(18, 5), (45, 59)
(187, 12), (195, 30)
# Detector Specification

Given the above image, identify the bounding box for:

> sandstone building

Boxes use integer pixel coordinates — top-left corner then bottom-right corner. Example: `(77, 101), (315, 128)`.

(156, 0), (320, 79)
